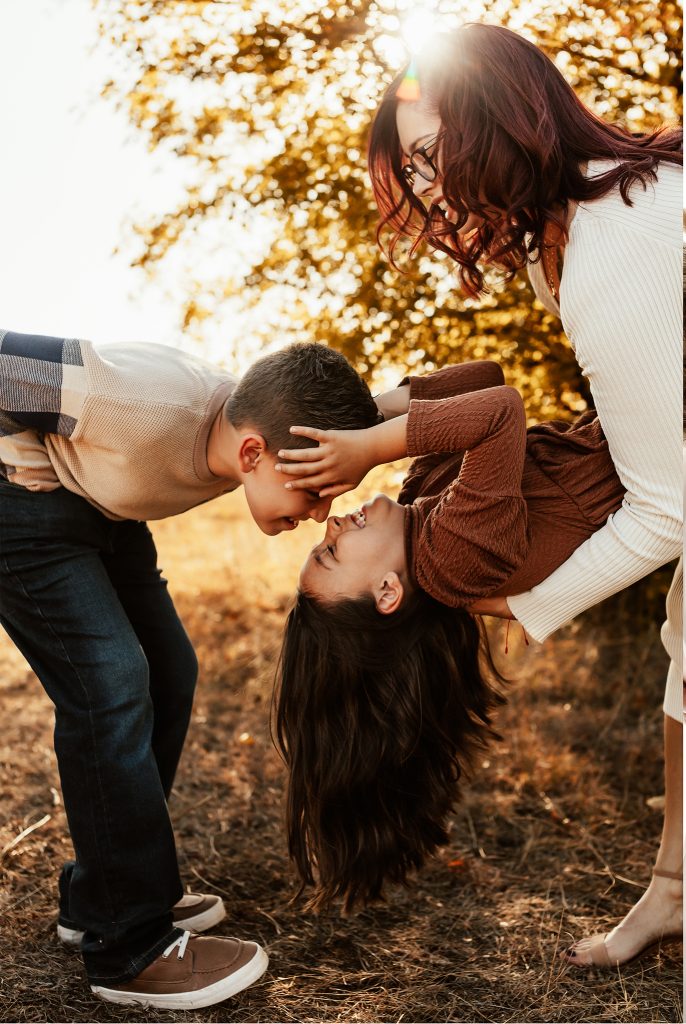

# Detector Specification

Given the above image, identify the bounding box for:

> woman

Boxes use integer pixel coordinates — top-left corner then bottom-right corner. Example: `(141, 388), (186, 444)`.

(275, 359), (629, 911)
(287, 23), (684, 966)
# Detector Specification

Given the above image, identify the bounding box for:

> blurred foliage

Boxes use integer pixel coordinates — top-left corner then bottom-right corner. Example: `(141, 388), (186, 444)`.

(95, 0), (681, 419)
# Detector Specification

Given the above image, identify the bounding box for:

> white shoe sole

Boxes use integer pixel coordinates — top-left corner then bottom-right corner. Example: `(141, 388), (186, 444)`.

(91, 944), (269, 1009)
(57, 924), (84, 947)
(57, 897), (227, 948)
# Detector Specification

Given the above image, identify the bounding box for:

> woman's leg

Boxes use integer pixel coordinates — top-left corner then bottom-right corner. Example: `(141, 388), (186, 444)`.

(564, 561), (683, 966)
(564, 714), (682, 966)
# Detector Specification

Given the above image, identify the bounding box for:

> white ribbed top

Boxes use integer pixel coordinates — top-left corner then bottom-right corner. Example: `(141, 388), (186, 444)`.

(509, 160), (683, 642)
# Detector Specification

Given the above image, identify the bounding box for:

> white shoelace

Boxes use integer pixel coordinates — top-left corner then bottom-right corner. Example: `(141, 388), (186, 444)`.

(162, 930), (191, 960)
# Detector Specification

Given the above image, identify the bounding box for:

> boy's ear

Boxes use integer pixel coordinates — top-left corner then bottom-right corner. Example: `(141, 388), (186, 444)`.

(237, 432), (268, 474)
(374, 572), (404, 615)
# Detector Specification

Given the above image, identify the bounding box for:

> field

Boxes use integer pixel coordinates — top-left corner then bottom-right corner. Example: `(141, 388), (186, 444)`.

(0, 486), (681, 1023)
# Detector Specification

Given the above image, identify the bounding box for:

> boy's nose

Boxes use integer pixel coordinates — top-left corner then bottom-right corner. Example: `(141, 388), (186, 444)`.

(309, 499), (332, 524)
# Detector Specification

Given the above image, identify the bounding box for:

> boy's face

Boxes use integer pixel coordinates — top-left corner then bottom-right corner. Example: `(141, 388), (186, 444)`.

(243, 451), (332, 535)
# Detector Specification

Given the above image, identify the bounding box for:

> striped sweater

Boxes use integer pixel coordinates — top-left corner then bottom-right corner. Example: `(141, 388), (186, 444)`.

(0, 331), (238, 520)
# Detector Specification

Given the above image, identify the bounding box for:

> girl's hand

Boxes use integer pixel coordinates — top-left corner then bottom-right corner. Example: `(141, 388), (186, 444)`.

(275, 426), (375, 498)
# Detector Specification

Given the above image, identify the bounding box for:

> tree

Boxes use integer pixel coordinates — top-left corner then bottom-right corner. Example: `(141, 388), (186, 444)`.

(95, 0), (681, 418)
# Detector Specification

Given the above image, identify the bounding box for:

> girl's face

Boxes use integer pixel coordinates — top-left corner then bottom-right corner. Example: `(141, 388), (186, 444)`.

(396, 100), (483, 237)
(299, 495), (407, 604)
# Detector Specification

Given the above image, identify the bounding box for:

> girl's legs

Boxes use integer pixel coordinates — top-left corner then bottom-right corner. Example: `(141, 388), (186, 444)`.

(564, 713), (682, 965)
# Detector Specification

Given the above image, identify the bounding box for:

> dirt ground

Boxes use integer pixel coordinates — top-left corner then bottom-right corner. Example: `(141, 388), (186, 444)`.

(0, 489), (681, 1023)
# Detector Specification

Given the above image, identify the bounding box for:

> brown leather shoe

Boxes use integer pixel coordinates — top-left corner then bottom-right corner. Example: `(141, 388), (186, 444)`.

(91, 931), (269, 1009)
(58, 890), (226, 947)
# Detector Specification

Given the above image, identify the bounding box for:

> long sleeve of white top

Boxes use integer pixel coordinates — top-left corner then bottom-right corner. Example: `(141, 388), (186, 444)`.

(508, 164), (683, 642)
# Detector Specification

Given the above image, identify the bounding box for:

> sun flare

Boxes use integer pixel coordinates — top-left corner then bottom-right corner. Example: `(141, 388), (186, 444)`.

(400, 7), (442, 52)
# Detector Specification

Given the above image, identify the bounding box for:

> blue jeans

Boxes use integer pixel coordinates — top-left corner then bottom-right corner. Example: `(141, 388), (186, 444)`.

(0, 479), (197, 984)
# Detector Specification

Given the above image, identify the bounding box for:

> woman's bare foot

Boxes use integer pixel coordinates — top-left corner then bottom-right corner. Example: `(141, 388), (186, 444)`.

(562, 872), (683, 968)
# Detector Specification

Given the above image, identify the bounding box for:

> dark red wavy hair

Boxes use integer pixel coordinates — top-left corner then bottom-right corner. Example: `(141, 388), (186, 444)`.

(368, 23), (682, 297)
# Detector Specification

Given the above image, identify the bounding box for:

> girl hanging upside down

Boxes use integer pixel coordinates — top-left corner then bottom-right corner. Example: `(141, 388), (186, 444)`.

(273, 360), (627, 912)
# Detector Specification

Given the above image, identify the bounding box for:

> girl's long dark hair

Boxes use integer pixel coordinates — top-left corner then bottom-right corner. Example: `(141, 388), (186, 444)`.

(274, 589), (506, 912)
(368, 23), (683, 297)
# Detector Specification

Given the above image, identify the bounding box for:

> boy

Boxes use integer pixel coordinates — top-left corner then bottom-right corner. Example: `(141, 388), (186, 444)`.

(0, 329), (379, 1010)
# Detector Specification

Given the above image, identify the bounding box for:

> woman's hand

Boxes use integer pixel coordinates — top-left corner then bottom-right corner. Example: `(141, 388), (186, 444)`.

(275, 426), (376, 499)
(468, 596), (515, 619)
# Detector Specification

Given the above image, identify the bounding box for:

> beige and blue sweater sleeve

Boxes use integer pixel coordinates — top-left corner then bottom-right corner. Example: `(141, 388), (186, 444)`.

(508, 171), (683, 642)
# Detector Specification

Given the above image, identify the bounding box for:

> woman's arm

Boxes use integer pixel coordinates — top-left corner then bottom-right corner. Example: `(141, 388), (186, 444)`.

(508, 215), (682, 641)
(374, 385), (409, 421)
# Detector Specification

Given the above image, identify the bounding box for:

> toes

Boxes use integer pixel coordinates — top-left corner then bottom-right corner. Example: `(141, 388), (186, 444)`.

(560, 941), (594, 967)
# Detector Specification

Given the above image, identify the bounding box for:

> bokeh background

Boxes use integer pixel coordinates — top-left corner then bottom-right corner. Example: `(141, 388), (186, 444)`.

(0, 2), (682, 1022)
(1, 0), (681, 413)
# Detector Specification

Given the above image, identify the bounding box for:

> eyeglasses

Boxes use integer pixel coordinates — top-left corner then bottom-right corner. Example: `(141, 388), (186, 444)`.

(400, 136), (440, 187)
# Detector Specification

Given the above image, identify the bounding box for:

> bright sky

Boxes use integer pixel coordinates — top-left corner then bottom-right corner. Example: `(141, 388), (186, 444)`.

(0, 1), (468, 365)
(0, 0), (188, 350)
(0, 1), (490, 367)
(0, 1), (553, 375)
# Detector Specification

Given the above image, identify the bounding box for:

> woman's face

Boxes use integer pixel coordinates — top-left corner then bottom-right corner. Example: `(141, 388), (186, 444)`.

(396, 100), (483, 236)
(299, 495), (407, 603)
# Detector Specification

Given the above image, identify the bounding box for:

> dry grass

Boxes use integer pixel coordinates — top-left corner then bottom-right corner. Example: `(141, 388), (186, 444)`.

(0, 492), (681, 1023)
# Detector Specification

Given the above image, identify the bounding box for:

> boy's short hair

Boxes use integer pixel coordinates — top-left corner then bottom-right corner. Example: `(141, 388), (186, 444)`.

(226, 343), (379, 451)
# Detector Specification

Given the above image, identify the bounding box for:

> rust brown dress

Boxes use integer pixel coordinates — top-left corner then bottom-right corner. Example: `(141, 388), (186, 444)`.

(398, 363), (624, 609)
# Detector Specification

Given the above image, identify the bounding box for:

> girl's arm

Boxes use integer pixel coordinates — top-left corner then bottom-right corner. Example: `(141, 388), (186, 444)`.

(0, 330), (85, 436)
(374, 359), (506, 419)
(402, 360), (506, 401)
(407, 386), (530, 606)
(397, 361), (506, 502)
(280, 361), (508, 496)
